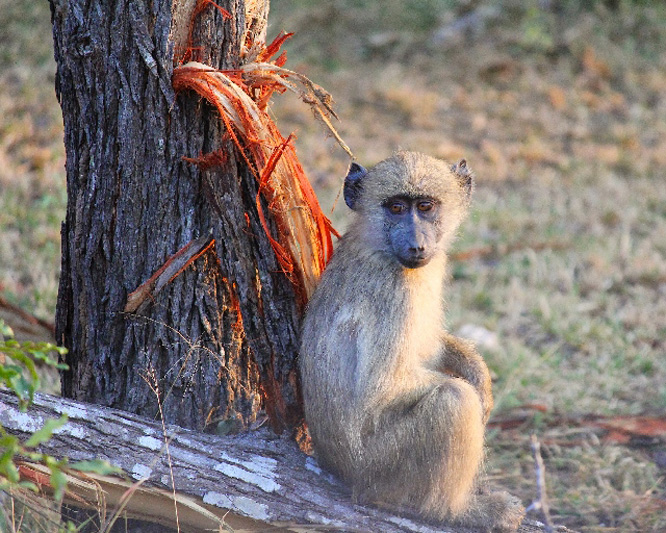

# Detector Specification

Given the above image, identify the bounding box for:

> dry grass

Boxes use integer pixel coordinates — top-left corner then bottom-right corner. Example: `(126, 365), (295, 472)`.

(1, 0), (665, 531)
(0, 0), (66, 321)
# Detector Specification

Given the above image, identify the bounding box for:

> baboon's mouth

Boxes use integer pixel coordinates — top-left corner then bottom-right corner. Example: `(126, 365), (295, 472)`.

(397, 254), (432, 269)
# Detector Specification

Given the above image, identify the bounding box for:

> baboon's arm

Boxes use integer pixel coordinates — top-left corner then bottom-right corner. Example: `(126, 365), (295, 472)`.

(438, 333), (493, 423)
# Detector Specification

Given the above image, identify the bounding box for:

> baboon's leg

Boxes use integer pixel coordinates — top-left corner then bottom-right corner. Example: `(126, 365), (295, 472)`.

(358, 377), (485, 518)
(357, 378), (525, 531)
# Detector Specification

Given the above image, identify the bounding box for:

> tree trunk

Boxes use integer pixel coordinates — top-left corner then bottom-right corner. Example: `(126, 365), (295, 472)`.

(50, 0), (304, 433)
(0, 390), (554, 533)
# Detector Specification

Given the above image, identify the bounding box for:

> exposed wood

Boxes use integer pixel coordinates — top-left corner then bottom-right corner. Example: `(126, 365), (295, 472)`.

(124, 235), (216, 314)
(0, 389), (557, 533)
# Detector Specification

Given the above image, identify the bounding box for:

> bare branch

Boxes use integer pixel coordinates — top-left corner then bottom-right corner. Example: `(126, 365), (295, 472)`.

(528, 434), (554, 533)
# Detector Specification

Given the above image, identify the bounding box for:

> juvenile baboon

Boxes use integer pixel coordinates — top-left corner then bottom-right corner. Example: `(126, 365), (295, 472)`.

(300, 151), (525, 531)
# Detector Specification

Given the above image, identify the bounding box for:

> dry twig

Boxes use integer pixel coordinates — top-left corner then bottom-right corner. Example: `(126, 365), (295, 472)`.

(527, 434), (554, 533)
(124, 235), (215, 313)
(450, 240), (568, 262)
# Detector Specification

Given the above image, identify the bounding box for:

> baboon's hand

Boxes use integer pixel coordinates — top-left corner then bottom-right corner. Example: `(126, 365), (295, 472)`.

(476, 363), (493, 424)
(440, 333), (493, 423)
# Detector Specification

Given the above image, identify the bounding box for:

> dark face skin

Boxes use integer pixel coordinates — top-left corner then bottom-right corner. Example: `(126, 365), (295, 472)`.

(382, 195), (442, 268)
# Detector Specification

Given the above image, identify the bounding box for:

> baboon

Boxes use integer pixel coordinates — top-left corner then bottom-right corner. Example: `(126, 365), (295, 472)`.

(300, 152), (525, 532)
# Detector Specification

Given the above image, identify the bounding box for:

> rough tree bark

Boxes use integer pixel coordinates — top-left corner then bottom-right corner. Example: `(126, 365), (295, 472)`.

(50, 0), (305, 432)
(0, 390), (556, 533)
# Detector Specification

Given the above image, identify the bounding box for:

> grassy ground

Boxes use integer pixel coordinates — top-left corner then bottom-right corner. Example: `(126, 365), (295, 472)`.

(1, 0), (665, 531)
(0, 1), (66, 320)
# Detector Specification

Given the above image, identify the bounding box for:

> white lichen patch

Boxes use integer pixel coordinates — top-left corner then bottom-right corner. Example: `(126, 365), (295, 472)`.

(233, 496), (271, 521)
(202, 493), (271, 522)
(53, 403), (89, 420)
(304, 457), (338, 485)
(138, 435), (162, 451)
(131, 463), (153, 480)
(175, 436), (197, 449)
(168, 446), (200, 464)
(56, 423), (87, 439)
(305, 456), (322, 475)
(203, 491), (233, 508)
(387, 516), (441, 533)
(217, 452), (280, 492)
(6, 409), (43, 433)
(219, 452), (277, 472)
(248, 454), (278, 471)
(304, 512), (347, 528)
(214, 461), (281, 493)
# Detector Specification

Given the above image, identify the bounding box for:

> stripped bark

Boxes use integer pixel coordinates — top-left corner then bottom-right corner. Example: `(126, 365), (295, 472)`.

(0, 390), (558, 533)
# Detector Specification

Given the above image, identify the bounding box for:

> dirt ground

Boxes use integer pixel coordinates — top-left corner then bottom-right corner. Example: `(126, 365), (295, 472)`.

(1, 1), (665, 531)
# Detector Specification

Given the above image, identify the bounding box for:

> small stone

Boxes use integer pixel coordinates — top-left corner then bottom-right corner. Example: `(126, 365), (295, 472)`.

(456, 324), (499, 350)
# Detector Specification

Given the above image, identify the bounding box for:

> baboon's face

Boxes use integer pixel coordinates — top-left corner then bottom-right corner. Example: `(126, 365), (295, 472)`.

(382, 195), (442, 268)
(344, 152), (472, 270)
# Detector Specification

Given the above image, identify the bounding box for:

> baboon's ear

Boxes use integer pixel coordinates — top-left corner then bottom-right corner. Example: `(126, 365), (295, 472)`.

(344, 162), (368, 210)
(451, 159), (474, 197)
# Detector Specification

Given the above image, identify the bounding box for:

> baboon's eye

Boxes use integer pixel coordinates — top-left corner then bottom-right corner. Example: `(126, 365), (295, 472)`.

(417, 200), (434, 212)
(389, 202), (407, 214)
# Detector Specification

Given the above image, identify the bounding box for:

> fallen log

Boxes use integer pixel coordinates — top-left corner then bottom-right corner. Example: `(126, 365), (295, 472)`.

(0, 389), (558, 532)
